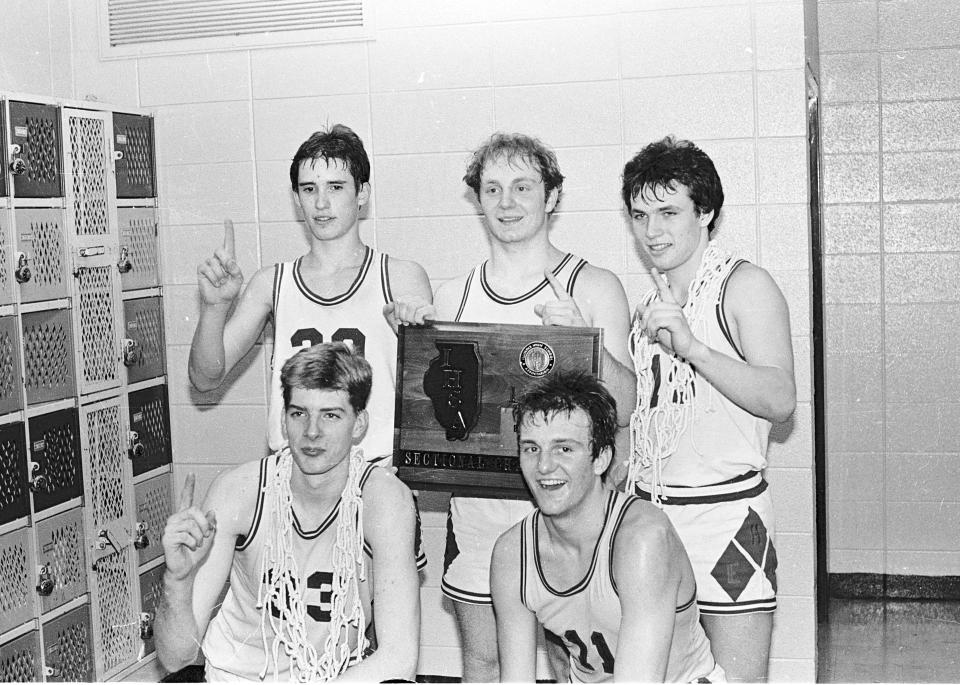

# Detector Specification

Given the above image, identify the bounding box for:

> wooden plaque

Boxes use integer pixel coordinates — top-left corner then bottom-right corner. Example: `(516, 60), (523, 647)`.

(394, 321), (602, 498)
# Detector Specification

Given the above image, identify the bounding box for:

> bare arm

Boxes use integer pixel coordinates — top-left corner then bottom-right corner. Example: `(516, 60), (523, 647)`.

(188, 220), (273, 391)
(642, 264), (796, 422)
(337, 472), (420, 682)
(491, 526), (539, 683)
(382, 258), (435, 331)
(612, 507), (685, 682)
(155, 472), (241, 672)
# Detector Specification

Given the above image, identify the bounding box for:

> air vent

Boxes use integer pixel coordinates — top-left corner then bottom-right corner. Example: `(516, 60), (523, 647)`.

(100, 0), (372, 58)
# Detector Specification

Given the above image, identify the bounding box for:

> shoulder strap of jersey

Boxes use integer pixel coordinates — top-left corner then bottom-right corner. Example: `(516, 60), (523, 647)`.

(715, 258), (748, 360)
(236, 455), (271, 551)
(565, 256), (588, 296)
(379, 253), (393, 304)
(454, 266), (478, 322)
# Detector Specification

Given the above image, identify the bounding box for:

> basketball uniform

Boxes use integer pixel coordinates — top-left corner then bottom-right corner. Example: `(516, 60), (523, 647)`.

(520, 490), (722, 683)
(633, 247), (778, 615)
(268, 248), (396, 462)
(202, 456), (378, 681)
(442, 253), (589, 605)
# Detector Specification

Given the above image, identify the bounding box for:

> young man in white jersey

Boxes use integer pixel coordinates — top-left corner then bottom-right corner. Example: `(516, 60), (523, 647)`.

(156, 342), (420, 681)
(189, 124), (432, 462)
(394, 133), (635, 681)
(491, 370), (723, 683)
(620, 136), (796, 682)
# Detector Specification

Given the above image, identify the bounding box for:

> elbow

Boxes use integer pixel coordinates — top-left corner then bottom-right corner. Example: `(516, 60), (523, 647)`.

(188, 366), (223, 393)
(766, 383), (797, 424)
(157, 647), (197, 675)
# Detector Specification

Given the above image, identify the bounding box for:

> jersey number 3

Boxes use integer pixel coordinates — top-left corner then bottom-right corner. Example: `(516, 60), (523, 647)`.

(291, 327), (366, 356)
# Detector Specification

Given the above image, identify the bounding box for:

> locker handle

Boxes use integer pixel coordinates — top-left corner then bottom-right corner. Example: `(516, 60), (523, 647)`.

(140, 612), (154, 640)
(134, 521), (150, 549)
(28, 461), (47, 492)
(79, 246), (106, 257)
(8, 143), (25, 176)
(117, 246), (133, 274)
(15, 252), (31, 284)
(128, 430), (145, 459)
(36, 563), (55, 596)
(122, 338), (141, 366)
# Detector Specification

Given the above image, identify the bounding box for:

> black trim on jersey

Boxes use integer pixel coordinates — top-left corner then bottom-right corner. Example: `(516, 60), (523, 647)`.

(292, 462), (379, 540)
(565, 258), (588, 296)
(519, 520), (529, 609)
(291, 246), (373, 306)
(634, 478), (768, 505)
(716, 259), (748, 361)
(478, 253), (574, 305)
(272, 263), (283, 316)
(236, 457), (271, 551)
(380, 254), (393, 304)
(453, 268), (477, 322)
(533, 490), (617, 597)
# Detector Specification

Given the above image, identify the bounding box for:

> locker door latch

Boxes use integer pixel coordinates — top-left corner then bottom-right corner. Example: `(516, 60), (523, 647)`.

(134, 521), (150, 550)
(122, 338), (141, 366)
(117, 246), (133, 274)
(140, 612), (154, 640)
(28, 461), (47, 492)
(36, 563), (55, 596)
(128, 430), (145, 459)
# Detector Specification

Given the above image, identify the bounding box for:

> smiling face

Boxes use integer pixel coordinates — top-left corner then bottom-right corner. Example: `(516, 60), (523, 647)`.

(630, 182), (712, 277)
(478, 155), (558, 246)
(294, 157), (370, 243)
(518, 408), (610, 518)
(281, 386), (368, 479)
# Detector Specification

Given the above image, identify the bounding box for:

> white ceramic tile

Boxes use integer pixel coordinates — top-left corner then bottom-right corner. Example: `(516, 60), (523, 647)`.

(755, 1), (806, 70)
(696, 139), (758, 206)
(768, 402), (813, 469)
(712, 206), (760, 263)
(369, 25), (492, 92)
(373, 152), (479, 218)
(885, 550), (960, 577)
(826, 452), (884, 503)
(170, 403), (269, 464)
(0, 0), (53, 95)
(256, 160), (303, 223)
(251, 42), (369, 99)
(775, 532), (815, 596)
(827, 500), (884, 550)
(252, 95), (371, 163)
(48, 0), (74, 98)
(623, 73), (755, 143)
(770, 597), (816, 659)
(757, 69), (807, 138)
(550, 211), (630, 275)
(768, 657), (816, 683)
(886, 501), (960, 551)
(160, 162), (257, 225)
(494, 82), (622, 148)
(620, 5), (752, 78)
(827, 548), (884, 574)
(765, 468), (814, 534)
(375, 216), (489, 280)
(759, 204), (809, 271)
(884, 454), (960, 503)
(825, 351), (882, 404)
(550, 147), (625, 213)
(69, 1), (140, 106)
(485, 0), (621, 22)
(155, 102), (253, 166)
(257, 221), (315, 267)
(818, 0), (879, 53)
(490, 15), (620, 86)
(376, 0), (489, 28)
(161, 221), (261, 286)
(758, 137), (808, 204)
(371, 90), (495, 155)
(139, 52), (250, 106)
(772, 269), (811, 332)
(167, 344), (268, 407)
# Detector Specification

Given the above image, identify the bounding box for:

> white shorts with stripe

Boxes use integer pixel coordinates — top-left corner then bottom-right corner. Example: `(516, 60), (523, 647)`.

(635, 471), (777, 615)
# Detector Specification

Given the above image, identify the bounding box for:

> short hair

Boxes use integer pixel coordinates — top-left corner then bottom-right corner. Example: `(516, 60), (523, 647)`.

(289, 124), (371, 193)
(463, 132), (565, 207)
(513, 370), (617, 461)
(621, 135), (724, 231)
(280, 342), (372, 413)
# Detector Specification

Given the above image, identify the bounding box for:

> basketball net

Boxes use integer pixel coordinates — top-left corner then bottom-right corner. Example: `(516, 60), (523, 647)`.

(627, 243), (735, 504)
(256, 445), (367, 682)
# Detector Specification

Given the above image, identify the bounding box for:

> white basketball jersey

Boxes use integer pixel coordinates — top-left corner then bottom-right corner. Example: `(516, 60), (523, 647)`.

(202, 456), (376, 681)
(520, 491), (716, 683)
(268, 248), (397, 459)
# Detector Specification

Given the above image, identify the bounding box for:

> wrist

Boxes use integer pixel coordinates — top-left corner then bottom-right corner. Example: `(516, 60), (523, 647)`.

(683, 339), (711, 366)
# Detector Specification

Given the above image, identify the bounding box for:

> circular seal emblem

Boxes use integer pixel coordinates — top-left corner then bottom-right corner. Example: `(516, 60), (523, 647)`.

(519, 341), (556, 377)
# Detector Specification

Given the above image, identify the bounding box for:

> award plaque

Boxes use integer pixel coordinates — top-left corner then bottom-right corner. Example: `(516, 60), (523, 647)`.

(394, 321), (603, 498)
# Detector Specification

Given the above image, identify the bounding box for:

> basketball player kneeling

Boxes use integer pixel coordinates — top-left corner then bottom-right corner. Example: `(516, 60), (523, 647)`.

(156, 342), (420, 682)
(491, 371), (724, 683)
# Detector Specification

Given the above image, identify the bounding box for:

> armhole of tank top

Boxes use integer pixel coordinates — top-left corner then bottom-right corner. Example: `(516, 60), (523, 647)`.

(519, 517), (529, 609)
(271, 262), (284, 325)
(236, 457), (269, 551)
(607, 494), (643, 597)
(716, 259), (748, 361)
(565, 257), (588, 296)
(359, 462), (377, 558)
(453, 268), (477, 322)
(379, 253), (393, 304)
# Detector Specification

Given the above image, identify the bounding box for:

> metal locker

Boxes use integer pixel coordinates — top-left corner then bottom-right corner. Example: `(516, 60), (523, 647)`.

(0, 210), (13, 306)
(123, 296), (166, 384)
(128, 385), (171, 477)
(74, 264), (122, 395)
(0, 421), (28, 528)
(0, 316), (22, 416)
(118, 208), (160, 291)
(34, 507), (87, 614)
(7, 101), (62, 199)
(21, 308), (76, 406)
(28, 407), (82, 513)
(62, 109), (116, 243)
(138, 563), (165, 656)
(133, 473), (171, 565)
(41, 603), (95, 682)
(0, 527), (36, 636)
(0, 101), (7, 198)
(0, 629), (41, 682)
(113, 113), (155, 199)
(81, 398), (139, 678)
(13, 208), (70, 303)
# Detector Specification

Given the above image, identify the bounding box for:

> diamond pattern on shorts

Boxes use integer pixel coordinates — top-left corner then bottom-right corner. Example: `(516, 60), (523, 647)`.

(710, 507), (775, 601)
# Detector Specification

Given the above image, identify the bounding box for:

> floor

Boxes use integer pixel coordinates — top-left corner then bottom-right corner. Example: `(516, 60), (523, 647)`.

(819, 598), (960, 683)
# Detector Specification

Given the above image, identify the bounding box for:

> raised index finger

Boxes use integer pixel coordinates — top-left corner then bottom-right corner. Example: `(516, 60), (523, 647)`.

(650, 267), (677, 304)
(223, 219), (236, 257)
(543, 269), (572, 301)
(179, 473), (196, 511)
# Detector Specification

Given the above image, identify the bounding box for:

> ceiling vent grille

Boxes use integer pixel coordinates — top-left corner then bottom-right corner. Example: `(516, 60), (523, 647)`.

(101, 0), (371, 57)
